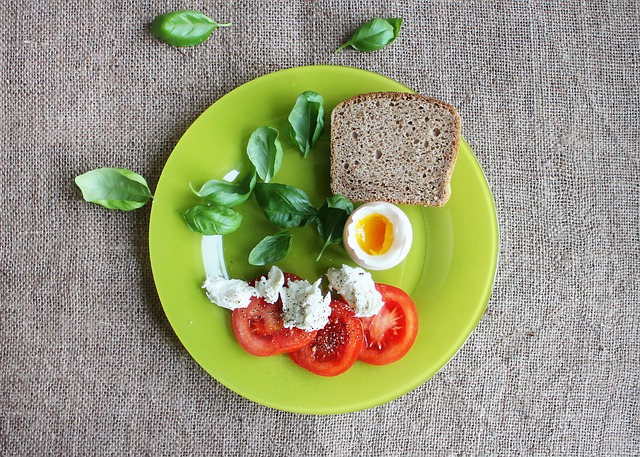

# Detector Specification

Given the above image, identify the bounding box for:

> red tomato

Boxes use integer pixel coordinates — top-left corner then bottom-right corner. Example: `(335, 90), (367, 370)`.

(288, 300), (365, 377)
(231, 273), (317, 357)
(358, 283), (419, 365)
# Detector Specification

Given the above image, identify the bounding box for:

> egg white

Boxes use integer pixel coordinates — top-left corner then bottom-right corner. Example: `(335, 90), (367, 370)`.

(343, 202), (413, 270)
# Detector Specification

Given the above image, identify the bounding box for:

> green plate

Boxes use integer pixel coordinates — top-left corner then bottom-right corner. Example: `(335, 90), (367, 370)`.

(149, 65), (498, 414)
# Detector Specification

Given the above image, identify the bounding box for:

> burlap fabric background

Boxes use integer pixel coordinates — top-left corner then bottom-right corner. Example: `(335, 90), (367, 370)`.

(1, 0), (638, 455)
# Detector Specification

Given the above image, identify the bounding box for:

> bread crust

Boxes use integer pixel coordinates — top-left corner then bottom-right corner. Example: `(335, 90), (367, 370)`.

(329, 92), (461, 207)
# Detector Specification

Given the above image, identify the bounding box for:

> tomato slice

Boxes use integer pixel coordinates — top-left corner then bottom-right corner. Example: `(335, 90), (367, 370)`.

(358, 283), (419, 365)
(231, 273), (317, 357)
(288, 300), (364, 376)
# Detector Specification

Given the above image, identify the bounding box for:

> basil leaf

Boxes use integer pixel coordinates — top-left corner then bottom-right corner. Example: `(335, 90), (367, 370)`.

(248, 231), (293, 266)
(191, 168), (256, 207)
(151, 10), (231, 47)
(183, 204), (242, 235)
(254, 183), (318, 228)
(335, 17), (403, 53)
(75, 168), (152, 211)
(386, 17), (403, 38)
(315, 195), (354, 261)
(288, 91), (325, 157)
(246, 126), (283, 183)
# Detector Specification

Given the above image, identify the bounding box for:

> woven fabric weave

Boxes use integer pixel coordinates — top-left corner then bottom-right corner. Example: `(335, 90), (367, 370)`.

(1, 1), (638, 455)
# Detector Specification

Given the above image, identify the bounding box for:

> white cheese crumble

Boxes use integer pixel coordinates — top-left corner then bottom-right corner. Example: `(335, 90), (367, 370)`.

(280, 278), (331, 331)
(254, 265), (285, 304)
(203, 264), (386, 328)
(202, 276), (257, 310)
(326, 264), (384, 317)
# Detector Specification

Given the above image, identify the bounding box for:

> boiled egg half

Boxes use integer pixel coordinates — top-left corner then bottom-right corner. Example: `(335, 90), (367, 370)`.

(343, 202), (413, 270)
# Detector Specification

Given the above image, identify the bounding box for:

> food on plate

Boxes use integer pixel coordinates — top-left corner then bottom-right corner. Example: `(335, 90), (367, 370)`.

(287, 91), (325, 157)
(288, 300), (365, 376)
(195, 90), (449, 376)
(183, 204), (243, 236)
(359, 284), (419, 365)
(203, 265), (285, 310)
(231, 273), (318, 356)
(203, 264), (419, 376)
(190, 168), (257, 208)
(202, 276), (260, 310)
(246, 126), (283, 183)
(179, 90), (326, 259)
(315, 194), (354, 261)
(325, 264), (384, 317)
(254, 265), (285, 304)
(280, 278), (331, 331)
(329, 92), (461, 207)
(248, 230), (293, 266)
(232, 295), (319, 357)
(341, 202), (413, 270)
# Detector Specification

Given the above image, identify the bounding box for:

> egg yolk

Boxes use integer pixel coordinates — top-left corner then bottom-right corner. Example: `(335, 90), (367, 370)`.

(355, 214), (394, 255)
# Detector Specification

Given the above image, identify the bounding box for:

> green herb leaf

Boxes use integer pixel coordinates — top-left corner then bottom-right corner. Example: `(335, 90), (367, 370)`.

(182, 204), (242, 235)
(288, 91), (325, 157)
(248, 231), (293, 266)
(74, 168), (153, 211)
(190, 168), (256, 207)
(315, 195), (354, 261)
(254, 183), (318, 228)
(335, 17), (403, 53)
(246, 126), (283, 183)
(151, 10), (232, 47)
(386, 17), (403, 38)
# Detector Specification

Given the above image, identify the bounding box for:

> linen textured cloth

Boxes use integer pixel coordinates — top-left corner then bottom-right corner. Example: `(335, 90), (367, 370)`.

(1, 1), (638, 455)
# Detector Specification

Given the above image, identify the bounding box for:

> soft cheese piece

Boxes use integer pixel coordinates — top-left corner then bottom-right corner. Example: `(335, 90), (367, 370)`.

(254, 265), (285, 304)
(326, 264), (384, 317)
(280, 278), (331, 331)
(202, 276), (258, 310)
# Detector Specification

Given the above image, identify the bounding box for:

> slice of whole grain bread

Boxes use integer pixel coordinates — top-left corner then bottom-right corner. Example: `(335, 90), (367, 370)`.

(330, 92), (461, 207)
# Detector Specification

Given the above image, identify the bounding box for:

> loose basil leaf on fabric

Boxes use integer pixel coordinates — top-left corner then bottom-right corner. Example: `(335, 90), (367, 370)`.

(182, 204), (242, 235)
(315, 195), (354, 261)
(254, 182), (318, 228)
(74, 168), (153, 211)
(246, 126), (283, 183)
(151, 10), (232, 47)
(248, 231), (293, 266)
(288, 91), (325, 157)
(190, 168), (256, 207)
(335, 17), (403, 53)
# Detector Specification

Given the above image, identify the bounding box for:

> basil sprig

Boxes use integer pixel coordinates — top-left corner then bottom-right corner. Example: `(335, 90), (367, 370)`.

(315, 195), (354, 261)
(75, 168), (153, 211)
(151, 10), (231, 47)
(248, 231), (293, 266)
(246, 126), (283, 183)
(254, 182), (318, 228)
(183, 204), (242, 235)
(335, 17), (403, 53)
(288, 91), (325, 157)
(190, 168), (256, 207)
